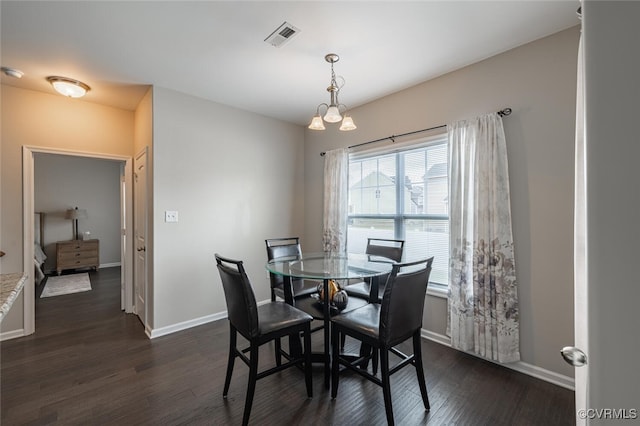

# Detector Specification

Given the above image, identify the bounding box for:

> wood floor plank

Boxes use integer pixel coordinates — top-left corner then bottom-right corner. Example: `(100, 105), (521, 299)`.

(1, 267), (575, 425)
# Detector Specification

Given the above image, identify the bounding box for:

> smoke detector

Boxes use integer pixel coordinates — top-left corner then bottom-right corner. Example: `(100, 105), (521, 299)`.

(264, 22), (300, 48)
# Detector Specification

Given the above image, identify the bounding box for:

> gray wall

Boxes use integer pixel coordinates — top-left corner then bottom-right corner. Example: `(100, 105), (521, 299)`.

(304, 27), (580, 378)
(34, 153), (122, 272)
(150, 87), (305, 330)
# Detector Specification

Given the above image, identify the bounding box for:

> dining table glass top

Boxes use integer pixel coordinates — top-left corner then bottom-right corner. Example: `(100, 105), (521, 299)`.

(265, 251), (393, 280)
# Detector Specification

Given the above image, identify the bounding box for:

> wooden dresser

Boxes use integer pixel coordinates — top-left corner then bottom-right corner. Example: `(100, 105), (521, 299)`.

(56, 239), (99, 276)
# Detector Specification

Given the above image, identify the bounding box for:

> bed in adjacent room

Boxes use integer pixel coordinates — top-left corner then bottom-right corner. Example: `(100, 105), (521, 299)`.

(34, 212), (47, 285)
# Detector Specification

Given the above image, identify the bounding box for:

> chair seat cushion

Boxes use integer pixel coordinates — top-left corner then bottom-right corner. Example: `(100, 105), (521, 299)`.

(258, 302), (313, 335)
(331, 303), (381, 340)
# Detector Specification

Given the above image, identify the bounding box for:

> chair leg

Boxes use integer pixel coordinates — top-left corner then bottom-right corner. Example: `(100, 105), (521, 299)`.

(340, 332), (346, 350)
(413, 332), (430, 410)
(331, 324), (340, 399)
(275, 337), (282, 366)
(242, 343), (259, 426)
(303, 323), (313, 398)
(357, 342), (373, 371)
(289, 332), (303, 359)
(380, 348), (395, 426)
(223, 326), (237, 397)
(372, 347), (379, 375)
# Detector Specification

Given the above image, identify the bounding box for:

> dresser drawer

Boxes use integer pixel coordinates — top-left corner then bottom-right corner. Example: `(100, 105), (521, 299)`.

(57, 250), (99, 263)
(57, 240), (98, 253)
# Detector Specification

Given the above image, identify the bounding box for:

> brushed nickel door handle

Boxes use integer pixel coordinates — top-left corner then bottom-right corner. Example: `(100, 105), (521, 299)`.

(561, 346), (587, 367)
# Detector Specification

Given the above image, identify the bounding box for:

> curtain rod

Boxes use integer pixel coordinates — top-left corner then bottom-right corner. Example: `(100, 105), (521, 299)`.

(320, 107), (512, 156)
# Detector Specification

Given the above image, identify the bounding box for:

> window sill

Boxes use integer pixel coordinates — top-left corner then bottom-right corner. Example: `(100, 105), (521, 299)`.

(426, 283), (448, 299)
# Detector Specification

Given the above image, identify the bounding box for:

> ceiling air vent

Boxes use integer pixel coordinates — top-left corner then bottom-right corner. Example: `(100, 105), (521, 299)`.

(264, 21), (300, 48)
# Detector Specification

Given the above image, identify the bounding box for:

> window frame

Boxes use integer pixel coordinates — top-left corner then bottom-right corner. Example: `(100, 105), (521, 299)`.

(347, 133), (449, 298)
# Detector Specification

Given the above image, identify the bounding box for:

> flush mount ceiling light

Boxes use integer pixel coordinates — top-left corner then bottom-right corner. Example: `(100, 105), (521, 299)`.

(46, 76), (90, 98)
(1, 66), (24, 79)
(308, 53), (357, 132)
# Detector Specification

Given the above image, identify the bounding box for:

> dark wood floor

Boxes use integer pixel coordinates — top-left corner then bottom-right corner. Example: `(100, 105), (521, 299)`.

(2, 267), (575, 425)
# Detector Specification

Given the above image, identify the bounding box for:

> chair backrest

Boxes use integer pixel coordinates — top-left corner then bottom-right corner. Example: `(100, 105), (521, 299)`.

(366, 238), (405, 262)
(215, 254), (259, 339)
(380, 257), (434, 346)
(265, 237), (302, 294)
(265, 237), (302, 261)
(364, 238), (405, 288)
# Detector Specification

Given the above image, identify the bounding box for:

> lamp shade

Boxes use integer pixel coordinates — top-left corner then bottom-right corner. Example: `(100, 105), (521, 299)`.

(65, 208), (88, 220)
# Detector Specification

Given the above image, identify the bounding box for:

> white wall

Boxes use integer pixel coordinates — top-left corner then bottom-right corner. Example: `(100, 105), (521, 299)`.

(304, 27), (580, 378)
(583, 1), (640, 413)
(34, 153), (122, 271)
(150, 87), (305, 331)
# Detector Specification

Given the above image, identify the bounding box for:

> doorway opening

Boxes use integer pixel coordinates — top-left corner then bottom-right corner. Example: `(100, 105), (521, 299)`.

(22, 146), (133, 335)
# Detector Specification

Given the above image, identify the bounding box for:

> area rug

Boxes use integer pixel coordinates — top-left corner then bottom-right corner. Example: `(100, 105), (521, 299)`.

(40, 273), (92, 298)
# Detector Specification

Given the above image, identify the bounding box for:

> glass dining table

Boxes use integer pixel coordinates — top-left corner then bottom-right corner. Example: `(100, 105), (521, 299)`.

(266, 251), (394, 388)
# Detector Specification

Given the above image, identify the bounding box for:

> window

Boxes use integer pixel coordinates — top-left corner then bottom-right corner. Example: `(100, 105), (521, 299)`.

(347, 135), (449, 286)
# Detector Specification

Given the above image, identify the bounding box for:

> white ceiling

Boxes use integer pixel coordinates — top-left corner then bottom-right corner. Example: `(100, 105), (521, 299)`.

(1, 1), (580, 126)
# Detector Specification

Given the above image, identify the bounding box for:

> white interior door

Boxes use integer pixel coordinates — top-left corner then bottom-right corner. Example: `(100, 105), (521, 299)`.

(134, 149), (148, 327)
(570, 28), (589, 423)
(566, 4), (640, 421)
(120, 168), (126, 310)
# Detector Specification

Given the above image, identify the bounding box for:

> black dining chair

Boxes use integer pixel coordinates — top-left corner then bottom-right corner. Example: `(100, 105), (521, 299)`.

(331, 257), (434, 426)
(265, 237), (323, 365)
(344, 238), (405, 303)
(215, 254), (313, 426)
(265, 237), (318, 301)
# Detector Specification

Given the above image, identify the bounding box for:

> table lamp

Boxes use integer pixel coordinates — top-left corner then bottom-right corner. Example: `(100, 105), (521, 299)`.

(65, 207), (88, 240)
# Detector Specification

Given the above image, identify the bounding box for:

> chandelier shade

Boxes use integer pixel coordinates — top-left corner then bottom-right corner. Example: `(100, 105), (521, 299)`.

(323, 106), (342, 123)
(309, 114), (326, 130)
(339, 115), (357, 131)
(308, 53), (356, 132)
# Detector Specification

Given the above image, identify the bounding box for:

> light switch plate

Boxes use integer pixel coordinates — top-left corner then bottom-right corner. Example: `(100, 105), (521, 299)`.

(165, 210), (179, 223)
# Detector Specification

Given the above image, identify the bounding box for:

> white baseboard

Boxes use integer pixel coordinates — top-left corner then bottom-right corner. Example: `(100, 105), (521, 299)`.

(0, 328), (26, 342)
(421, 329), (575, 391)
(147, 298), (272, 339)
(148, 311), (227, 339)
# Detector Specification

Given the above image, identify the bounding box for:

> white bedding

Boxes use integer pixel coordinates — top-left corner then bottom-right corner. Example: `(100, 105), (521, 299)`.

(34, 243), (47, 284)
(34, 212), (47, 284)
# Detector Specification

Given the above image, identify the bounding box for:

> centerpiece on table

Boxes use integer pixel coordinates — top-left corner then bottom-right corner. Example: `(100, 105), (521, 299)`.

(317, 279), (349, 310)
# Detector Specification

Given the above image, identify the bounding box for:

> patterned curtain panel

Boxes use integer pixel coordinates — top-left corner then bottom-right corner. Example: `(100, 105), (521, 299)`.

(323, 148), (349, 254)
(447, 112), (521, 363)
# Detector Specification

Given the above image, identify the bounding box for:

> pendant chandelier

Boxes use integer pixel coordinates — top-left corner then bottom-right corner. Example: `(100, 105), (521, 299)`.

(308, 53), (357, 131)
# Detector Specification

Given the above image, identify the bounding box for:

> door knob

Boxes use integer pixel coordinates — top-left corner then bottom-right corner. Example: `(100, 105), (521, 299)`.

(561, 346), (587, 367)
